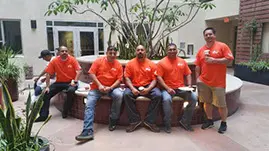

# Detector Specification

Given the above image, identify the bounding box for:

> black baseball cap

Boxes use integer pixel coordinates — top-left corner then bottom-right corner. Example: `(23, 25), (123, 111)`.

(38, 50), (52, 58)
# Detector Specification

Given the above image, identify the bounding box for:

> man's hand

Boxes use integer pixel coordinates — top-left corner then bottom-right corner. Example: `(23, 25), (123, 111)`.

(43, 87), (50, 93)
(131, 88), (140, 96)
(140, 87), (150, 95)
(104, 86), (112, 93)
(98, 85), (105, 93)
(40, 77), (46, 83)
(70, 81), (77, 87)
(34, 77), (40, 83)
(167, 87), (176, 95)
(205, 56), (215, 64)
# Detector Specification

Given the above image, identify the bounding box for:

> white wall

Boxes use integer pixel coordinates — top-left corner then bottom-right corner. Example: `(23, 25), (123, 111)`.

(205, 0), (240, 20)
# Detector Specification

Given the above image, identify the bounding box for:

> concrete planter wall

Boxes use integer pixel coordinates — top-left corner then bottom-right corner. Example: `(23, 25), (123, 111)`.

(234, 64), (269, 85)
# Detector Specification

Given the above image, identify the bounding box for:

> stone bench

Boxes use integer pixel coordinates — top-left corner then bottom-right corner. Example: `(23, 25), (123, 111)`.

(53, 74), (242, 126)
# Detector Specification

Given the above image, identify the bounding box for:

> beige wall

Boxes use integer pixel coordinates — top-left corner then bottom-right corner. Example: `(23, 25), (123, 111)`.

(205, 0), (239, 20)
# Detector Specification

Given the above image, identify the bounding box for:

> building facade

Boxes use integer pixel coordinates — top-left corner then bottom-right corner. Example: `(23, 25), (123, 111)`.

(236, 0), (269, 63)
(0, 0), (239, 76)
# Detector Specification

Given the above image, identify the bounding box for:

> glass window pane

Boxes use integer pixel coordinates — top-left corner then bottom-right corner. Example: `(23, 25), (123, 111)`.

(46, 21), (52, 26)
(98, 23), (103, 27)
(54, 21), (96, 27)
(58, 31), (74, 56)
(46, 27), (54, 53)
(3, 21), (22, 54)
(0, 42), (3, 48)
(98, 29), (104, 54)
(0, 23), (2, 41)
(80, 32), (94, 56)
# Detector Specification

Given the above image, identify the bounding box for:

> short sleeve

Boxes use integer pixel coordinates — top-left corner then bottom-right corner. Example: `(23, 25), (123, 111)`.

(45, 60), (55, 75)
(156, 63), (164, 77)
(88, 59), (100, 75)
(222, 44), (234, 60)
(73, 59), (81, 71)
(116, 63), (123, 81)
(195, 49), (202, 67)
(151, 63), (157, 80)
(124, 63), (132, 78)
(184, 61), (192, 76)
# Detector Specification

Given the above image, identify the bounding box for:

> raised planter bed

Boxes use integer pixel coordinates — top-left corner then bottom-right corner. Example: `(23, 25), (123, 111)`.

(234, 64), (269, 85)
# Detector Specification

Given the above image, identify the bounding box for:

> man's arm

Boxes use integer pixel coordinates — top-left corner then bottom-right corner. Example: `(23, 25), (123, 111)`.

(74, 70), (82, 82)
(205, 57), (232, 65)
(186, 74), (192, 87)
(34, 70), (46, 82)
(195, 66), (201, 79)
(89, 74), (105, 92)
(157, 76), (175, 95)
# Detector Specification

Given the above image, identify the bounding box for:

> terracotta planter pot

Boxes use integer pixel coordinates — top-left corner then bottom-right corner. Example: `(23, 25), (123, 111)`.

(5, 78), (19, 102)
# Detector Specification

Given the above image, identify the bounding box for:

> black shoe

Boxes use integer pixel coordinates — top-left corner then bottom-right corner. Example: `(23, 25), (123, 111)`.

(35, 116), (48, 122)
(62, 112), (67, 119)
(164, 125), (171, 133)
(201, 119), (214, 130)
(126, 121), (142, 133)
(218, 121), (227, 134)
(144, 121), (160, 133)
(179, 120), (194, 132)
(75, 130), (94, 141)
(108, 118), (117, 131)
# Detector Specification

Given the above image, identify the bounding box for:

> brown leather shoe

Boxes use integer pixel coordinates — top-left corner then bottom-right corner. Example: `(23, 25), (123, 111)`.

(144, 121), (160, 133)
(126, 121), (142, 133)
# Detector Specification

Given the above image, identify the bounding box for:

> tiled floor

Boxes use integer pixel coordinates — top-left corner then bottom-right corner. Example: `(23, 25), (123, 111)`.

(13, 71), (269, 151)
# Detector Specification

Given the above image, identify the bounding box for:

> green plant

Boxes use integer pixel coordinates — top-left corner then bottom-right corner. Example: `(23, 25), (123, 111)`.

(45, 0), (215, 59)
(243, 18), (259, 56)
(0, 80), (51, 150)
(239, 61), (269, 72)
(0, 46), (21, 82)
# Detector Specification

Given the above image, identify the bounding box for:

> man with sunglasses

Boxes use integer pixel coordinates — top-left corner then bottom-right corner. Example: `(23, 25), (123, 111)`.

(123, 45), (162, 133)
(76, 46), (123, 141)
(156, 43), (197, 133)
(35, 46), (82, 122)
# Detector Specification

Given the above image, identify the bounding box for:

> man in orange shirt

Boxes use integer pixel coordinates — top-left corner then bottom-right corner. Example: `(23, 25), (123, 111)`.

(75, 46), (123, 141)
(124, 45), (162, 133)
(157, 43), (197, 133)
(195, 27), (234, 134)
(35, 46), (82, 122)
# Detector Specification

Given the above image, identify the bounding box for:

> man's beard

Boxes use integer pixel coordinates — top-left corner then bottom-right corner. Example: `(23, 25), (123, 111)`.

(137, 53), (144, 58)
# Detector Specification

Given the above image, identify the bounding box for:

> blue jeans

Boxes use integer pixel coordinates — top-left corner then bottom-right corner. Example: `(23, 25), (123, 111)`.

(123, 87), (162, 124)
(162, 89), (197, 126)
(83, 88), (123, 133)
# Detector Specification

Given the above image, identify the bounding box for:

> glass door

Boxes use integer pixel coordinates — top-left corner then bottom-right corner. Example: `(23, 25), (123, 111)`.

(53, 27), (98, 57)
(53, 27), (75, 56)
(78, 28), (98, 56)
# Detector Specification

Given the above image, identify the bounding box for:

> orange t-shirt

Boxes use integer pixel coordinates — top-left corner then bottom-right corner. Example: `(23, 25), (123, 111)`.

(124, 58), (156, 87)
(195, 41), (234, 88)
(46, 55), (81, 83)
(157, 56), (191, 89)
(89, 57), (123, 90)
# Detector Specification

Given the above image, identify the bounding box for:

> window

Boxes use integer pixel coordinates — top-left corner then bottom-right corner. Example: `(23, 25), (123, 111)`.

(262, 23), (269, 53)
(0, 20), (22, 54)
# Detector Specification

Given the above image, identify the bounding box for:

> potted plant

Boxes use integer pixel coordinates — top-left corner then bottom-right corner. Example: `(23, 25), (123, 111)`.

(23, 63), (34, 80)
(0, 46), (21, 101)
(0, 79), (51, 151)
(234, 44), (269, 85)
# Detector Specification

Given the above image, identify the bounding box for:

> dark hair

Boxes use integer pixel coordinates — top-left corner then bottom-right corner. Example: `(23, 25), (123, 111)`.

(167, 43), (177, 48)
(203, 27), (216, 35)
(107, 46), (118, 51)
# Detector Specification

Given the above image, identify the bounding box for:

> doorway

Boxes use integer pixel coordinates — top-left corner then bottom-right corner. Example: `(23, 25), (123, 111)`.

(53, 27), (98, 57)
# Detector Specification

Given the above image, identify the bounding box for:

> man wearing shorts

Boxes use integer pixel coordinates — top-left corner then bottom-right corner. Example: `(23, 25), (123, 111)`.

(156, 43), (197, 133)
(123, 45), (162, 133)
(75, 46), (124, 141)
(195, 27), (234, 134)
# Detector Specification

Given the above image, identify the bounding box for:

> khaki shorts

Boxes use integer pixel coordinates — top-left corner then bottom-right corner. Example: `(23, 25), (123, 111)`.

(197, 82), (226, 107)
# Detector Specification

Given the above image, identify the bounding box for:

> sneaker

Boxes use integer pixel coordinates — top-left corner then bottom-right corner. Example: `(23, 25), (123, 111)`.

(164, 125), (171, 133)
(126, 121), (142, 133)
(34, 116), (48, 122)
(75, 130), (94, 141)
(108, 118), (117, 131)
(144, 121), (160, 133)
(201, 119), (214, 130)
(218, 121), (227, 134)
(179, 120), (194, 132)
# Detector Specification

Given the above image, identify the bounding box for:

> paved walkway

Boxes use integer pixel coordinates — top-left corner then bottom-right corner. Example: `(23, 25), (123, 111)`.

(14, 71), (269, 151)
